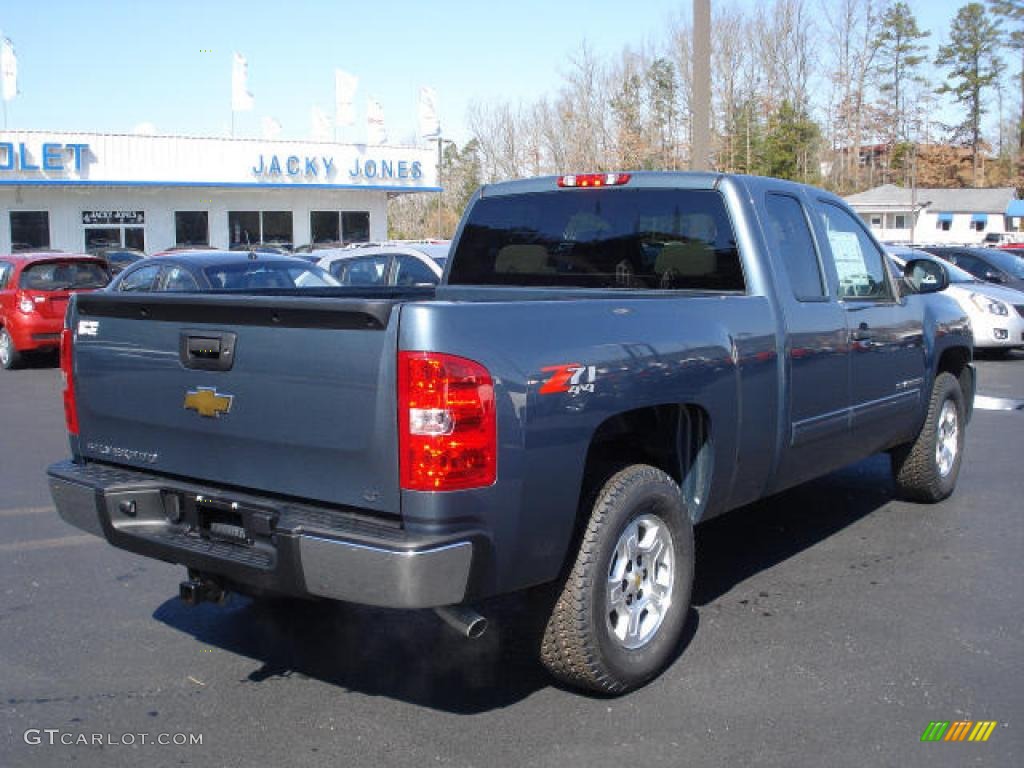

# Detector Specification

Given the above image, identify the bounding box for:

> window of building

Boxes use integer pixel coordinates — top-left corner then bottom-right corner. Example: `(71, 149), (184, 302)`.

(175, 212), (209, 247)
(892, 214), (907, 229)
(817, 201), (891, 301)
(310, 211), (341, 245)
(228, 211), (293, 248)
(970, 214), (988, 232)
(228, 211), (260, 248)
(869, 215), (882, 228)
(262, 211), (293, 248)
(82, 211), (145, 253)
(342, 211), (370, 243)
(10, 211), (50, 251)
(763, 193), (825, 300)
(936, 213), (953, 231)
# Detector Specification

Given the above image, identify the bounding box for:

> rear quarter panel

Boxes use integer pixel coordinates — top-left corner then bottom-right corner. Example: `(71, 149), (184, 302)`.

(398, 294), (778, 595)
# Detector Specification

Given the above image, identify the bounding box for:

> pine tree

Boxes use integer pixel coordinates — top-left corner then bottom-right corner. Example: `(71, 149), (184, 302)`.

(875, 2), (931, 143)
(935, 3), (1003, 185)
(988, 0), (1024, 154)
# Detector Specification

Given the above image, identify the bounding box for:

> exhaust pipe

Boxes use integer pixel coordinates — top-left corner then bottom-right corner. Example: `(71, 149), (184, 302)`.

(434, 604), (488, 639)
(179, 576), (226, 606)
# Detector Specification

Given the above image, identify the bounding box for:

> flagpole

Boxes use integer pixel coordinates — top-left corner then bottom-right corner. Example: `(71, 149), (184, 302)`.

(437, 135), (443, 239)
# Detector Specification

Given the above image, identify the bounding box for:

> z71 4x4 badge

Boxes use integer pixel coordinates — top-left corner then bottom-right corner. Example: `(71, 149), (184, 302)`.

(540, 364), (597, 395)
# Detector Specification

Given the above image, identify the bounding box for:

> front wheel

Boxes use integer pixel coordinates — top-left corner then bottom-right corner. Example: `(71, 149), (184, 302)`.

(0, 328), (23, 370)
(540, 464), (694, 694)
(891, 372), (966, 502)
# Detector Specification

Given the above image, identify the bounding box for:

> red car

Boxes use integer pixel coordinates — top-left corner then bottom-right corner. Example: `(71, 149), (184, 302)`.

(0, 252), (110, 369)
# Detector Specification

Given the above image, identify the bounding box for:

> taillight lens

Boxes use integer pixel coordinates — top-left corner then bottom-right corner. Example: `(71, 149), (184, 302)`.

(398, 351), (496, 491)
(60, 328), (79, 435)
(557, 173), (631, 188)
(17, 293), (35, 314)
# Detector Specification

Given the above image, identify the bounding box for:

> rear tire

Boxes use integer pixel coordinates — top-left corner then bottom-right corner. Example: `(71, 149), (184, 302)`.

(0, 328), (23, 370)
(891, 372), (965, 502)
(540, 464), (694, 694)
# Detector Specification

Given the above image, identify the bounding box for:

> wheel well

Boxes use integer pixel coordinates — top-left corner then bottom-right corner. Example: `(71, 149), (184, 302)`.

(581, 404), (713, 522)
(937, 346), (974, 421)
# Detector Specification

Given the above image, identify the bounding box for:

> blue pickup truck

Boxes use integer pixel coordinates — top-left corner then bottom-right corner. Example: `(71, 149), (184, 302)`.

(48, 172), (973, 693)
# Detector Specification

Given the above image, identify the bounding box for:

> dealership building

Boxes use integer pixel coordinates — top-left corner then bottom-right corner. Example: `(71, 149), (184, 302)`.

(0, 131), (439, 254)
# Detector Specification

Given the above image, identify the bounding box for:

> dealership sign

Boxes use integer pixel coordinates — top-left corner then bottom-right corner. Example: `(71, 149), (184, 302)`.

(252, 154), (424, 181)
(0, 131), (438, 190)
(0, 142), (90, 172)
(82, 210), (145, 225)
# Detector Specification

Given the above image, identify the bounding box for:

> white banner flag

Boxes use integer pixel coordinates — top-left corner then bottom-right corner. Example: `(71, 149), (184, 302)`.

(311, 105), (332, 141)
(367, 98), (387, 145)
(335, 69), (358, 127)
(261, 116), (282, 140)
(1, 37), (17, 102)
(232, 52), (254, 112)
(418, 86), (440, 139)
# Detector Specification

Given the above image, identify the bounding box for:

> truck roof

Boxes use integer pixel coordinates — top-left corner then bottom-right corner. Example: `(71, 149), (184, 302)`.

(477, 170), (840, 203)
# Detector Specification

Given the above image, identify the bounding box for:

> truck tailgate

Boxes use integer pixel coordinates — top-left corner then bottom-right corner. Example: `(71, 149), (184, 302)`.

(70, 293), (404, 516)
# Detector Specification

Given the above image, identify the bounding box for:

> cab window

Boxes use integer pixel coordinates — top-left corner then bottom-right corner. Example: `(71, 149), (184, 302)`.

(330, 255), (390, 286)
(118, 264), (162, 292)
(159, 266), (200, 292)
(763, 193), (825, 300)
(817, 202), (892, 300)
(394, 255), (439, 286)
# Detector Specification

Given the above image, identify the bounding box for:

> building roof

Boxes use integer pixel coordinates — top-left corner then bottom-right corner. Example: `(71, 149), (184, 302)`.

(845, 184), (1016, 213)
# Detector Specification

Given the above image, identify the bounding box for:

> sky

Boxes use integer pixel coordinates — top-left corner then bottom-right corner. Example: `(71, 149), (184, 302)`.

(0, 0), (972, 148)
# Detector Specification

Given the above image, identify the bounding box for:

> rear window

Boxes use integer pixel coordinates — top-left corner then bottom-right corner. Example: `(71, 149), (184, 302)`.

(19, 260), (110, 291)
(448, 188), (744, 290)
(202, 261), (339, 290)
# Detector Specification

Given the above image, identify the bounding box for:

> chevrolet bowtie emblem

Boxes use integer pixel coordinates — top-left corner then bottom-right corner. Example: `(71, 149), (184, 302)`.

(184, 387), (234, 418)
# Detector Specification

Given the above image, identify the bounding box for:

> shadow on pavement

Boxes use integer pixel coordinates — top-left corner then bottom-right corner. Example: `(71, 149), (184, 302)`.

(152, 453), (895, 712)
(692, 453), (894, 605)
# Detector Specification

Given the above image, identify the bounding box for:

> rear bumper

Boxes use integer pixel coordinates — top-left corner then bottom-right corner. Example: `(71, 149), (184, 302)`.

(47, 460), (481, 609)
(7, 314), (62, 352)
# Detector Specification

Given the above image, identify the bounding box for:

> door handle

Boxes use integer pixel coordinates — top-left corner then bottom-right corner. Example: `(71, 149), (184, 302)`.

(850, 323), (872, 342)
(179, 330), (237, 371)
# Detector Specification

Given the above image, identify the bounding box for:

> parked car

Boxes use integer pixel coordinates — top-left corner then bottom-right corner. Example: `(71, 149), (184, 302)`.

(89, 247), (146, 276)
(50, 172), (973, 694)
(887, 246), (1024, 352)
(228, 241), (292, 254)
(0, 252), (110, 369)
(107, 250), (339, 292)
(922, 246), (1024, 292)
(317, 243), (449, 287)
(982, 232), (1024, 247)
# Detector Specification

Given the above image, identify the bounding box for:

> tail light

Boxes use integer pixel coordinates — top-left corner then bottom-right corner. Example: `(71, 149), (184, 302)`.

(17, 292), (36, 314)
(60, 328), (79, 435)
(558, 173), (631, 188)
(398, 351), (496, 491)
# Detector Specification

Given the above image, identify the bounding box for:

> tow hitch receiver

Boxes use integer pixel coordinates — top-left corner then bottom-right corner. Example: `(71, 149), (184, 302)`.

(179, 573), (226, 606)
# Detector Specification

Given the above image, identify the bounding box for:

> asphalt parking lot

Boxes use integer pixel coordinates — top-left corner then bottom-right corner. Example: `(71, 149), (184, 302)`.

(1, 353), (1021, 768)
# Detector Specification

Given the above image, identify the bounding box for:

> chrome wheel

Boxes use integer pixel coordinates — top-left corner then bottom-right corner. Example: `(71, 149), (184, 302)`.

(935, 400), (959, 478)
(606, 513), (675, 650)
(0, 330), (11, 367)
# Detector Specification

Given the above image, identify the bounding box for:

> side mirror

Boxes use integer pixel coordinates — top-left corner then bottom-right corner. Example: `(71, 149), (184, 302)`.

(983, 269), (1005, 283)
(903, 258), (949, 294)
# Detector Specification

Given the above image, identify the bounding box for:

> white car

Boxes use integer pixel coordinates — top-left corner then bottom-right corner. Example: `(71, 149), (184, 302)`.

(888, 247), (1024, 352)
(316, 243), (449, 287)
